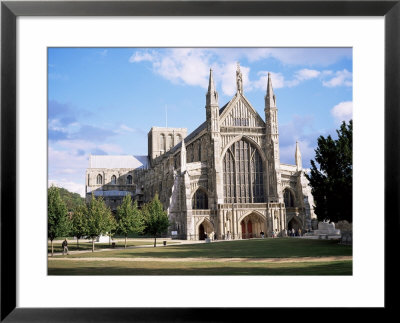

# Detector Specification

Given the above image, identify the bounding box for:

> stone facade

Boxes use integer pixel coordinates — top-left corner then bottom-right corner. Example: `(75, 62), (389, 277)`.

(148, 127), (187, 163)
(85, 155), (148, 211)
(86, 64), (317, 239)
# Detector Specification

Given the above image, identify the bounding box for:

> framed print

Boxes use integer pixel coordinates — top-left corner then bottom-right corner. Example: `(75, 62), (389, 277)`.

(1, 0), (398, 321)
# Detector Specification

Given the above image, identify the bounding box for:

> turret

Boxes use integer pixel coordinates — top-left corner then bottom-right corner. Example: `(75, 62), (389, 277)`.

(265, 72), (276, 109)
(205, 68), (220, 134)
(206, 68), (218, 106)
(295, 141), (302, 171)
(264, 72), (281, 202)
(265, 72), (279, 143)
(180, 139), (186, 173)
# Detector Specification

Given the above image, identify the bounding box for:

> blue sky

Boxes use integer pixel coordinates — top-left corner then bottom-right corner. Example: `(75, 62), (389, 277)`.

(48, 48), (352, 196)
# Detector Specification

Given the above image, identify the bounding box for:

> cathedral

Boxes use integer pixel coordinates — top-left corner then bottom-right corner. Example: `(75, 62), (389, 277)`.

(85, 64), (317, 240)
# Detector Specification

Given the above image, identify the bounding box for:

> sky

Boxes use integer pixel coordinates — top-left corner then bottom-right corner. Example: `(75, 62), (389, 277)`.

(48, 47), (353, 197)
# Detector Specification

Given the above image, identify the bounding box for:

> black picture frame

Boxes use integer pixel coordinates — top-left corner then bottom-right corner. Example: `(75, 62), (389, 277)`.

(1, 1), (397, 321)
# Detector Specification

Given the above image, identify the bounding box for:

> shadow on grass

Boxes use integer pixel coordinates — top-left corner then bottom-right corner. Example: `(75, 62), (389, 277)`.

(65, 238), (352, 259)
(48, 260), (352, 276)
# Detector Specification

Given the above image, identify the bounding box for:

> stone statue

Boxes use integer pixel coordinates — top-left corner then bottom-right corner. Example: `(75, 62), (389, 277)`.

(236, 62), (243, 94)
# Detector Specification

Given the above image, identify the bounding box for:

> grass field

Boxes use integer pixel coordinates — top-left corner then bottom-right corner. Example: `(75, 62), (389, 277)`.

(48, 259), (352, 275)
(48, 238), (352, 275)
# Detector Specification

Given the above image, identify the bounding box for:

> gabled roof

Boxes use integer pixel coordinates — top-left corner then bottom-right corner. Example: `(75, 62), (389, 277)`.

(89, 155), (148, 169)
(164, 94), (264, 158)
(219, 93), (265, 126)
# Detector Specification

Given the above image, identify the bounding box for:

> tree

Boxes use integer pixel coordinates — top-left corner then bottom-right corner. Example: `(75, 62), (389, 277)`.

(306, 120), (352, 223)
(48, 185), (70, 256)
(58, 187), (85, 212)
(71, 204), (88, 250)
(86, 194), (116, 252)
(116, 195), (145, 248)
(142, 193), (170, 247)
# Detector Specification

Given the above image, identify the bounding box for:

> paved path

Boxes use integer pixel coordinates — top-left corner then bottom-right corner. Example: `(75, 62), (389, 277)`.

(48, 256), (352, 263)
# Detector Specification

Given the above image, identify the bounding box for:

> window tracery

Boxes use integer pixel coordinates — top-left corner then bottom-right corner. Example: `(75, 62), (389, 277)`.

(223, 139), (264, 203)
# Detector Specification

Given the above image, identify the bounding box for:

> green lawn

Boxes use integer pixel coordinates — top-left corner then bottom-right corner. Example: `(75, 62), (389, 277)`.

(48, 259), (352, 275)
(60, 238), (352, 259)
(48, 238), (352, 275)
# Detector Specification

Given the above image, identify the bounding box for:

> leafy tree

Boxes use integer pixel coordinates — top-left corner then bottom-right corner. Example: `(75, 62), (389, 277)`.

(71, 204), (88, 250)
(116, 195), (145, 248)
(58, 187), (85, 212)
(86, 194), (116, 252)
(48, 185), (70, 256)
(306, 120), (352, 223)
(142, 193), (170, 247)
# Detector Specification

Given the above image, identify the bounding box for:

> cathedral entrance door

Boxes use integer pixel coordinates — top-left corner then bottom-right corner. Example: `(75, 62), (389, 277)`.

(247, 220), (253, 238)
(241, 221), (246, 239)
(199, 224), (205, 240)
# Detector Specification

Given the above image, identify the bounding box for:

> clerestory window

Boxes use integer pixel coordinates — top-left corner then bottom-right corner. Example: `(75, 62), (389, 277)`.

(127, 175), (133, 185)
(111, 175), (117, 185)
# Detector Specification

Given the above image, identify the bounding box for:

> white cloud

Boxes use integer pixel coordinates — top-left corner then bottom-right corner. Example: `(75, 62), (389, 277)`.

(322, 69), (352, 87)
(154, 49), (211, 88)
(331, 101), (353, 122)
(250, 71), (284, 95)
(294, 69), (321, 81)
(213, 62), (251, 96)
(252, 69), (312, 91)
(129, 50), (156, 63)
(48, 146), (88, 172)
(129, 49), (352, 95)
(209, 48), (351, 66)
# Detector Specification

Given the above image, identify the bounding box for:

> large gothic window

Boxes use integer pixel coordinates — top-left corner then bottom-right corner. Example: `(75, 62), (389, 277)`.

(284, 188), (295, 207)
(223, 139), (265, 203)
(192, 189), (208, 209)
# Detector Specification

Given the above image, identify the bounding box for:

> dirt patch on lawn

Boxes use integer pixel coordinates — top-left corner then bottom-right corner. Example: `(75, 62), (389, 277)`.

(49, 256), (352, 263)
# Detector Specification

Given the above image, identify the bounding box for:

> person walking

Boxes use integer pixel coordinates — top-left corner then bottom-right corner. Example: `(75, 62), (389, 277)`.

(62, 239), (69, 255)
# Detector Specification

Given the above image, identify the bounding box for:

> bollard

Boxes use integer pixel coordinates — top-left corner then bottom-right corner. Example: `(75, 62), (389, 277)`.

(163, 241), (167, 246)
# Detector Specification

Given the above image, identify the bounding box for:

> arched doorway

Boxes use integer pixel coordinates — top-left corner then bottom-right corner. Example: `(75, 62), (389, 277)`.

(198, 219), (214, 240)
(247, 220), (253, 238)
(199, 224), (205, 240)
(288, 217), (302, 236)
(240, 213), (265, 239)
